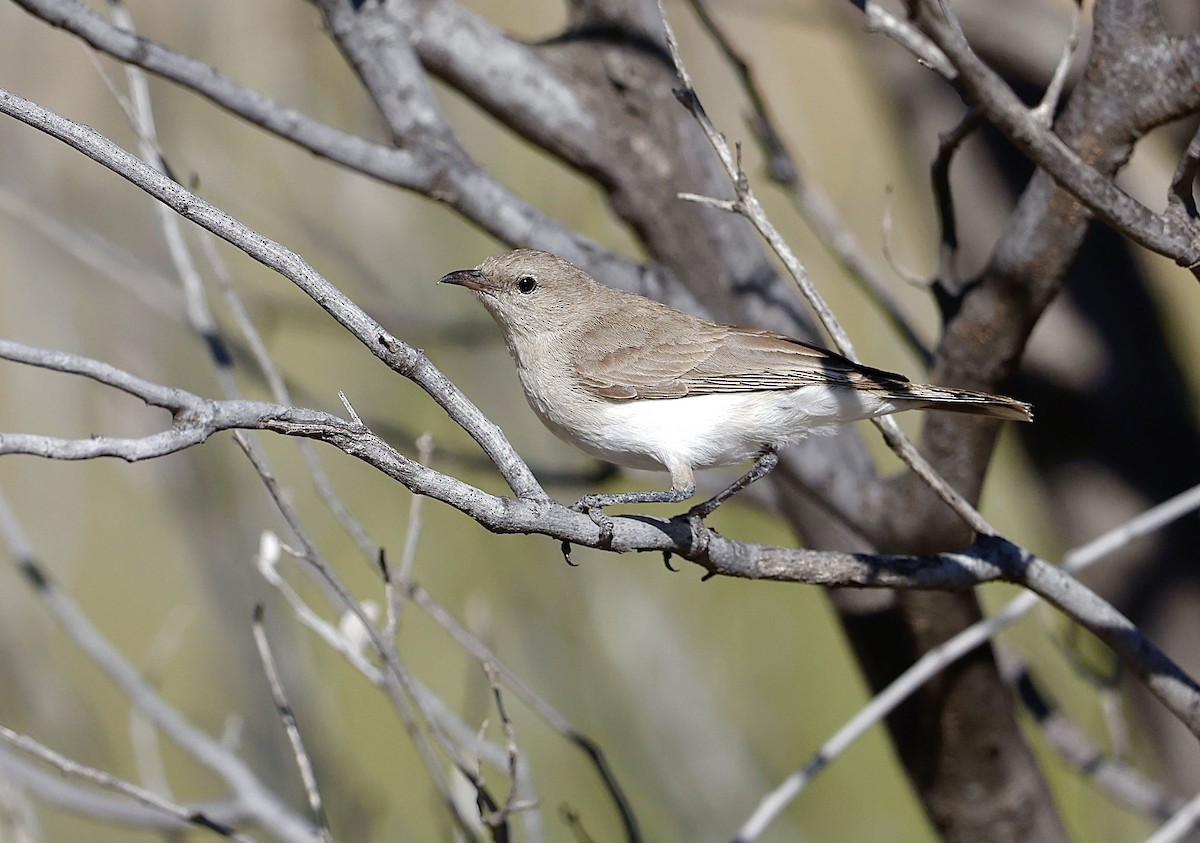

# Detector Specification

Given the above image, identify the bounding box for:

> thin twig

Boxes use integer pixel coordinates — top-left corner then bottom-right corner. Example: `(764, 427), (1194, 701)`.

(476, 664), (535, 837)
(0, 746), (248, 832)
(1145, 789), (1200, 843)
(0, 490), (320, 843)
(879, 185), (930, 287)
(406, 583), (641, 843)
(108, 0), (222, 357)
(896, 0), (1200, 274)
(734, 481), (1200, 840)
(686, 0), (931, 365)
(258, 534), (380, 682)
(198, 231), (382, 565)
(0, 725), (253, 842)
(995, 654), (1169, 818)
(400, 437), (435, 589)
(930, 109), (982, 294)
(860, 1), (955, 79)
(0, 768), (36, 843)
(0, 186), (182, 318)
(240, 447), (480, 841)
(1030, 0), (1086, 127)
(658, 0), (996, 536)
(129, 608), (192, 800)
(251, 606), (334, 843)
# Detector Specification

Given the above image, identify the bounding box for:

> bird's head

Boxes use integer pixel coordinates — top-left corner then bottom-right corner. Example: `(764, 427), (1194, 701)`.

(439, 249), (603, 341)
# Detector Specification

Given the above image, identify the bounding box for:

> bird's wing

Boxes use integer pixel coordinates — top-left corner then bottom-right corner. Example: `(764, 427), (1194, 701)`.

(574, 307), (909, 400)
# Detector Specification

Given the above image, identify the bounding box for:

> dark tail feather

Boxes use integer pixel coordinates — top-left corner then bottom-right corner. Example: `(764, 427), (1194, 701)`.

(902, 384), (1033, 422)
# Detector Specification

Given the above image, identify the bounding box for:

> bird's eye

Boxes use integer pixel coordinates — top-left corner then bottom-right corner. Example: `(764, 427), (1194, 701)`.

(517, 275), (538, 294)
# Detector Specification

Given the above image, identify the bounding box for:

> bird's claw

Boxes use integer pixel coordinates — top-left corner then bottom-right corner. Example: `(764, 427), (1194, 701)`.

(570, 498), (615, 548)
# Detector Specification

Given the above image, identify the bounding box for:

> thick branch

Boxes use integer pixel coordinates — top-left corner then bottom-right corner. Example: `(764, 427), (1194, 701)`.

(912, 0), (1200, 272)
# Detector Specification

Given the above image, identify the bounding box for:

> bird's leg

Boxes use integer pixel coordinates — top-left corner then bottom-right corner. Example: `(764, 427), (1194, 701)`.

(572, 462), (697, 548)
(688, 450), (780, 522)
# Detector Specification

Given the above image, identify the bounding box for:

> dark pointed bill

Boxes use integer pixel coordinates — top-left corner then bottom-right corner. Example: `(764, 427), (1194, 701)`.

(438, 268), (486, 291)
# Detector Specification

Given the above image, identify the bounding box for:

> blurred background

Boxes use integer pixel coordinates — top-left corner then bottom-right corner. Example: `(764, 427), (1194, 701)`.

(1, 0), (1198, 840)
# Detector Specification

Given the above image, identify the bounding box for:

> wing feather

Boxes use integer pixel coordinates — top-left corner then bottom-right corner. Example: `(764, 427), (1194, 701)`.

(573, 301), (909, 400)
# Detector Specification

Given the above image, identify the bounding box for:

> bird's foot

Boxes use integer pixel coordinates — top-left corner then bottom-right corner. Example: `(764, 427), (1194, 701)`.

(570, 496), (615, 548)
(684, 505), (711, 557)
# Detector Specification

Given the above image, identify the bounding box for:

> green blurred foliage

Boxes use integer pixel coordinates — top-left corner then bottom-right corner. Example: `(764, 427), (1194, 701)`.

(0, 1), (1182, 841)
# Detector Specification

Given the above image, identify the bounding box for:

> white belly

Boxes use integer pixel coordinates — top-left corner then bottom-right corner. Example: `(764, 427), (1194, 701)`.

(551, 385), (906, 473)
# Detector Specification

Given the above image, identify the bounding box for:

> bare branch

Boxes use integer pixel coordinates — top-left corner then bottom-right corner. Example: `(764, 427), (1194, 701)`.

(998, 655), (1180, 822)
(860, 0), (955, 78)
(906, 0), (1200, 274)
(687, 0), (932, 365)
(7, 310), (1200, 749)
(657, 0), (997, 536)
(242, 450), (483, 840)
(0, 85), (546, 500)
(930, 109), (983, 293)
(0, 747), (247, 833)
(735, 481), (1200, 840)
(405, 583), (641, 843)
(1029, 0), (1085, 127)
(9, 0), (641, 284)
(0, 725), (252, 842)
(1147, 789), (1200, 843)
(251, 607), (334, 843)
(0, 339), (354, 462)
(1168, 124), (1200, 221)
(879, 184), (930, 287)
(0, 492), (319, 843)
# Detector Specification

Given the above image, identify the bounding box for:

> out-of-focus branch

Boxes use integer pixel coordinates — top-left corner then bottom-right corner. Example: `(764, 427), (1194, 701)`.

(0, 491), (321, 843)
(735, 481), (1200, 840)
(9, 0), (644, 286)
(1147, 788), (1200, 843)
(685, 0), (932, 366)
(1000, 657), (1182, 822)
(0, 748), (248, 833)
(250, 607), (333, 843)
(403, 581), (641, 843)
(0, 726), (251, 842)
(907, 0), (1200, 275)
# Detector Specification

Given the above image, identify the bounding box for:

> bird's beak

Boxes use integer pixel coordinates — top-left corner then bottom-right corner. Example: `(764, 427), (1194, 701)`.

(438, 268), (487, 291)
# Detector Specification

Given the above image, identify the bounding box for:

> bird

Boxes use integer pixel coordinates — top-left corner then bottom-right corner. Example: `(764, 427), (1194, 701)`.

(440, 249), (1031, 541)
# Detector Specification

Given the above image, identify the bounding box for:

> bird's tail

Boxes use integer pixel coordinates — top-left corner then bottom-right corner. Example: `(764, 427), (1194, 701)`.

(897, 384), (1033, 422)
